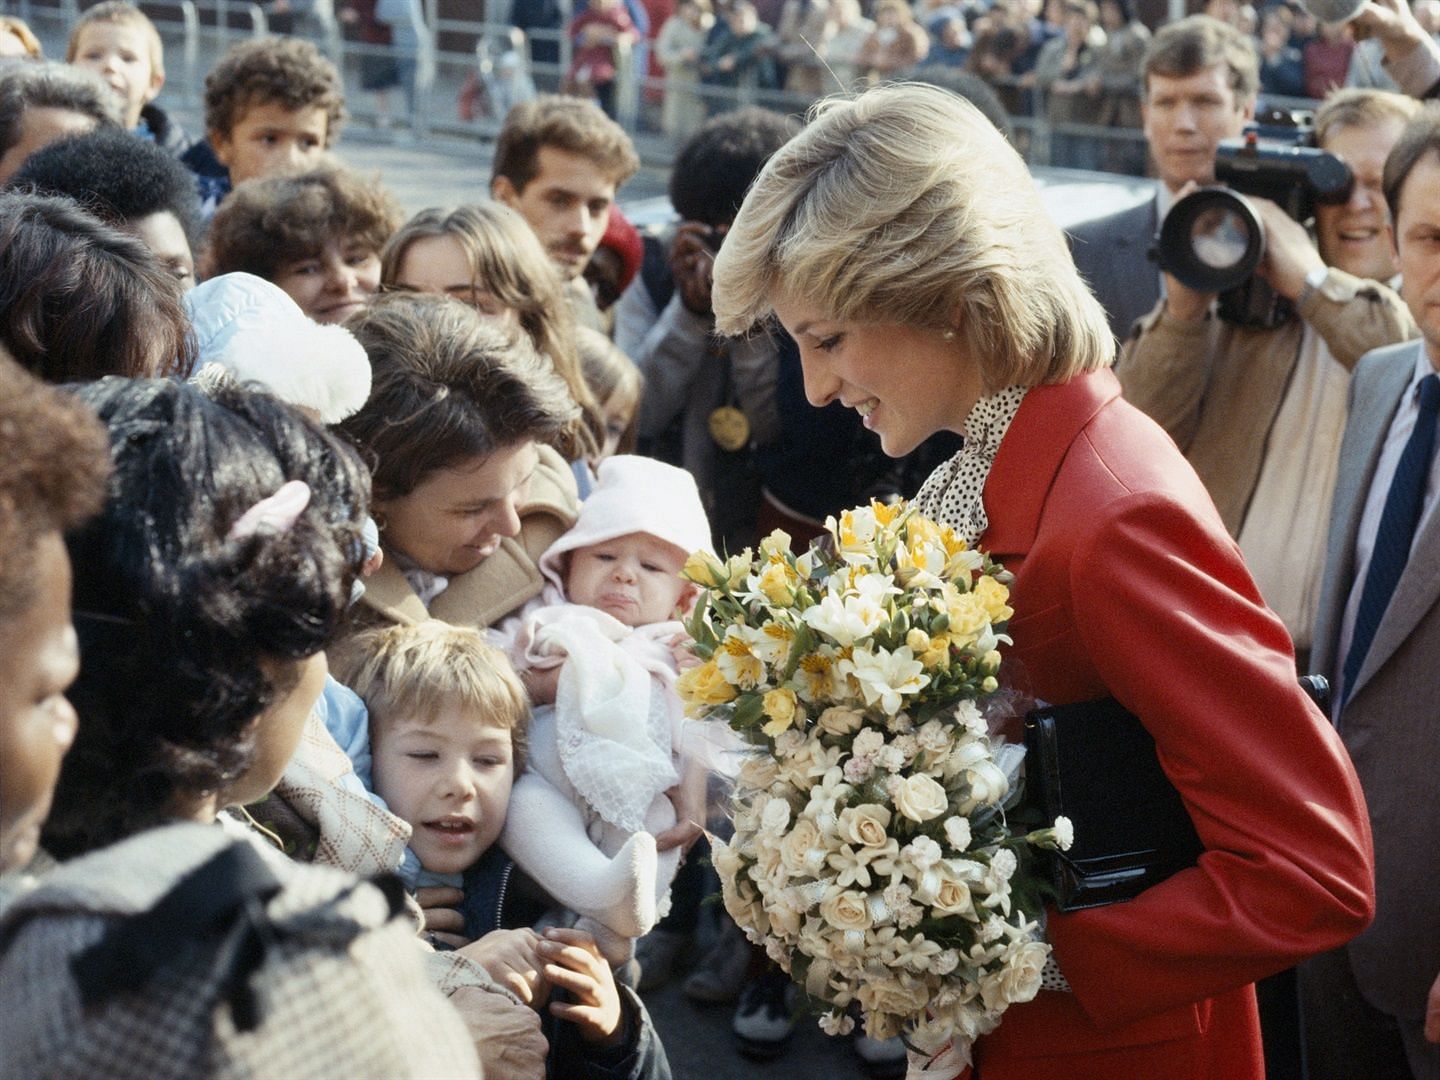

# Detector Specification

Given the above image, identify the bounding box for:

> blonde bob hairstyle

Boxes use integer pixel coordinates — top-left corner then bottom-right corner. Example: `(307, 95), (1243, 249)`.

(380, 202), (602, 463)
(711, 82), (1114, 390)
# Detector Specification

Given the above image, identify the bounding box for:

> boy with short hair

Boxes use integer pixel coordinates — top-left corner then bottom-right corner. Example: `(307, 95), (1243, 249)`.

(65, 1), (189, 155)
(179, 36), (345, 213)
(335, 621), (670, 1077)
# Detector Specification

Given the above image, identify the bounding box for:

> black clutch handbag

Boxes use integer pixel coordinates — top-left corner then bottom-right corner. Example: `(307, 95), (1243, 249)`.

(1023, 677), (1328, 912)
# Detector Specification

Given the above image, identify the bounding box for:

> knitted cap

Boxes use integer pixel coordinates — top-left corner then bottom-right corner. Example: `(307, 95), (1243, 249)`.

(540, 455), (712, 589)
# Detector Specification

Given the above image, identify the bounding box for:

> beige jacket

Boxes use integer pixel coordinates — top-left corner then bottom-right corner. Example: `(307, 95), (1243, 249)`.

(1117, 269), (1415, 535)
(356, 443), (580, 632)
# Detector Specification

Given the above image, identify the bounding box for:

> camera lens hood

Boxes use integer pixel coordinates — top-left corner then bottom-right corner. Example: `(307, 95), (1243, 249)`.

(1155, 187), (1264, 295)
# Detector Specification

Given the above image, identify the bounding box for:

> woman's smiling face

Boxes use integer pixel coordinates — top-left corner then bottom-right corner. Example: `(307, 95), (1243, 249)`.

(772, 295), (985, 457)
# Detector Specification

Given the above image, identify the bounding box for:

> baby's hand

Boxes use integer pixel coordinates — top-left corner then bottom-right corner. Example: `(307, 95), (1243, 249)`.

(417, 885), (469, 950)
(537, 927), (625, 1047)
(668, 632), (701, 672)
(458, 928), (550, 1005)
(523, 663), (562, 706)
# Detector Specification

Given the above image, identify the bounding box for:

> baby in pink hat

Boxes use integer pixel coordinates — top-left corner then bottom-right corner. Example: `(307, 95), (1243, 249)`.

(491, 456), (735, 963)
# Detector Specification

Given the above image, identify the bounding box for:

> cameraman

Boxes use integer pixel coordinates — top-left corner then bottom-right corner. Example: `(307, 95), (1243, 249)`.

(1118, 87), (1419, 667)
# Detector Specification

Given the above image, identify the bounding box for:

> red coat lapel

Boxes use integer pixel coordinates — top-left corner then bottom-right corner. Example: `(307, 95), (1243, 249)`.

(980, 368), (1122, 560)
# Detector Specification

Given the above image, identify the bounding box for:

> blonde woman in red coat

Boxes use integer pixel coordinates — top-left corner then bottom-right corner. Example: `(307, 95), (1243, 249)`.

(710, 81), (1376, 1080)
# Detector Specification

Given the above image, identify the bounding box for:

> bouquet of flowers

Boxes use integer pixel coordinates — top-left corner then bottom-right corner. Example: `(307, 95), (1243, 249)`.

(677, 501), (1072, 1071)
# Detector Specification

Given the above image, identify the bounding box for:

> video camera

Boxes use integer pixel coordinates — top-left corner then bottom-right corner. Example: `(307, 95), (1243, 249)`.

(1152, 109), (1353, 329)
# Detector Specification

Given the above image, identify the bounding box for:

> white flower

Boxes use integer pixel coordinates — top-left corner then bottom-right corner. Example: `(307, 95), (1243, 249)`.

(893, 773), (949, 823)
(902, 835), (944, 872)
(844, 754), (876, 783)
(953, 699), (986, 735)
(934, 949), (960, 975)
(851, 728), (886, 758)
(818, 1011), (855, 1037)
(736, 755), (779, 792)
(916, 719), (952, 755)
(893, 933), (943, 972)
(837, 804), (892, 848)
(877, 744), (907, 773)
(943, 816), (973, 852)
(990, 848), (1018, 883)
(760, 797), (792, 836)
(840, 645), (930, 715)
(1054, 815), (1074, 851)
(802, 592), (889, 647)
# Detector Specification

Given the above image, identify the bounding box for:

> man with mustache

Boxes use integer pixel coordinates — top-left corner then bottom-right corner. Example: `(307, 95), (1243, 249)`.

(491, 95), (639, 333)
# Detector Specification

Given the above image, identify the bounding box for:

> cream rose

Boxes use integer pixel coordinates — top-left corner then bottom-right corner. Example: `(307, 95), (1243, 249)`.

(819, 888), (873, 932)
(894, 773), (950, 822)
(943, 815), (973, 852)
(817, 706), (864, 736)
(981, 940), (1049, 1010)
(780, 816), (823, 873)
(837, 803), (893, 848)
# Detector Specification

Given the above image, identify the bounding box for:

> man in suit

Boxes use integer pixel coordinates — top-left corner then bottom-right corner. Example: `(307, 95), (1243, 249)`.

(1067, 15), (1256, 344)
(1303, 105), (1440, 1080)
(1119, 89), (1417, 669)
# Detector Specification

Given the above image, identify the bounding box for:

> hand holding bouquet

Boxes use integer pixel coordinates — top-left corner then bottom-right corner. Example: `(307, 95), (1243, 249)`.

(678, 502), (1072, 1071)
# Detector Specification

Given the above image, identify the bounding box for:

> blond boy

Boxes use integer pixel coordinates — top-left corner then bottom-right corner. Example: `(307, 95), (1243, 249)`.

(66, 3), (170, 139)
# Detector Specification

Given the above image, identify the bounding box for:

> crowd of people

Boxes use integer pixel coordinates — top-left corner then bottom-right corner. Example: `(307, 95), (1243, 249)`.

(0, 0), (1439, 1076)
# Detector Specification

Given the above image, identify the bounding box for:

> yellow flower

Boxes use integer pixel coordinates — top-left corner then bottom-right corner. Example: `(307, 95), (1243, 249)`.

(725, 552), (760, 587)
(920, 637), (951, 670)
(761, 688), (800, 737)
(676, 660), (738, 715)
(759, 528), (793, 560)
(756, 561), (798, 606)
(972, 574), (1014, 624)
(943, 586), (990, 646)
(905, 628), (931, 653)
(682, 550), (724, 588)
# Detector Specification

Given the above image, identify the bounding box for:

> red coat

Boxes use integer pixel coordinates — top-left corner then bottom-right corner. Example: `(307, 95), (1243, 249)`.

(969, 369), (1375, 1079)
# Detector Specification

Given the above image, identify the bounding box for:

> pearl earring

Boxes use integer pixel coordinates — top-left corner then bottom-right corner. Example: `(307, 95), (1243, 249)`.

(942, 330), (957, 341)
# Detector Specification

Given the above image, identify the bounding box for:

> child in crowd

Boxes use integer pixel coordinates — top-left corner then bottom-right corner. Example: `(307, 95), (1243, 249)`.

(493, 455), (735, 962)
(11, 128), (201, 290)
(66, 2), (190, 155)
(576, 325), (643, 463)
(335, 620), (672, 1075)
(205, 162), (402, 324)
(179, 36), (345, 213)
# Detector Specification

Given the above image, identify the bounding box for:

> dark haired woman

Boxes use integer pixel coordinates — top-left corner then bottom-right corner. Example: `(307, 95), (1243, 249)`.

(0, 379), (481, 1077)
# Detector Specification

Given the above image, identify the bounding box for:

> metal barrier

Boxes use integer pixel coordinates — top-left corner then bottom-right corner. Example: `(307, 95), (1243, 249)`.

(4, 0), (1325, 172)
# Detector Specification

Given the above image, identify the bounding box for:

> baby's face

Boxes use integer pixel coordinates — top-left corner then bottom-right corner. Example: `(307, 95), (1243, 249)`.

(566, 533), (691, 627)
(371, 700), (515, 876)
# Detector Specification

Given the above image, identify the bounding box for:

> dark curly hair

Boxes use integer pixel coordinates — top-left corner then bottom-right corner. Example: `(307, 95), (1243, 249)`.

(0, 348), (110, 620)
(206, 161), (402, 280)
(202, 36), (345, 145)
(668, 107), (799, 227)
(41, 378), (370, 858)
(9, 128), (202, 249)
(0, 190), (194, 381)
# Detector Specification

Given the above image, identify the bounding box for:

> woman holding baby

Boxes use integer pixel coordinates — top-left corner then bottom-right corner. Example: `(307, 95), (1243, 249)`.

(708, 81), (1375, 1079)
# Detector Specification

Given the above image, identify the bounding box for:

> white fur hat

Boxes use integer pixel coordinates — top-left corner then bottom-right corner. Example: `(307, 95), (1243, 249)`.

(185, 273), (371, 423)
(540, 455), (713, 588)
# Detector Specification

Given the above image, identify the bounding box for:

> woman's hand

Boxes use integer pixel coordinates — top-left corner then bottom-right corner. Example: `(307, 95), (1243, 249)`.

(417, 885), (469, 950)
(448, 985), (549, 1079)
(458, 928), (550, 1005)
(537, 928), (626, 1046)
